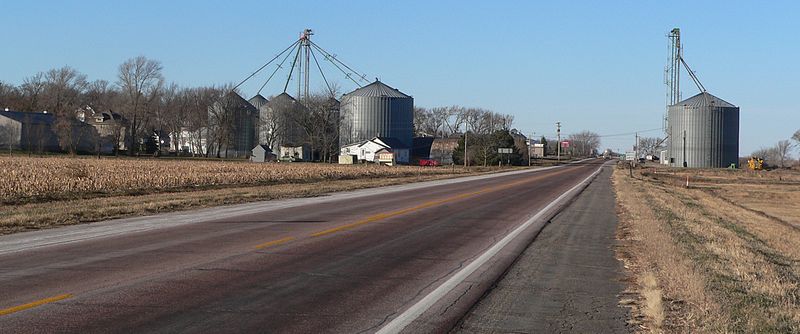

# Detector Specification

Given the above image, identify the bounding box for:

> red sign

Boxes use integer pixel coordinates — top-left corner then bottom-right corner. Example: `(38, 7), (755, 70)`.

(561, 141), (570, 148)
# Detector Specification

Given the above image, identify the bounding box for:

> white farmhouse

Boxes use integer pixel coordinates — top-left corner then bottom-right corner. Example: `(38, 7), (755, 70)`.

(339, 137), (410, 164)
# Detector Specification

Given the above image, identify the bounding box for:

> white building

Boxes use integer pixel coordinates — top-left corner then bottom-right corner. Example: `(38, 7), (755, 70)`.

(340, 137), (410, 164)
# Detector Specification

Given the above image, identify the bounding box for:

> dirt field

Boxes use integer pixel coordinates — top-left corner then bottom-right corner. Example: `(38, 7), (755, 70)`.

(613, 164), (800, 333)
(0, 157), (489, 235)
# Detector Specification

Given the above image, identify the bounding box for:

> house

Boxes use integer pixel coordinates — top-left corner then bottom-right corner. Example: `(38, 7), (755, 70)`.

(76, 107), (128, 153)
(251, 144), (277, 162)
(279, 145), (312, 162)
(340, 137), (410, 164)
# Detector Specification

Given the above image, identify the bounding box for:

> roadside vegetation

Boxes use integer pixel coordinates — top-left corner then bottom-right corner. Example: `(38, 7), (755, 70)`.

(614, 163), (800, 333)
(0, 156), (490, 234)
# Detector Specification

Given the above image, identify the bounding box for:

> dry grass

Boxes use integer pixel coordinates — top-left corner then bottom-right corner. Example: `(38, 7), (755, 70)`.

(615, 165), (800, 332)
(0, 156), (498, 235)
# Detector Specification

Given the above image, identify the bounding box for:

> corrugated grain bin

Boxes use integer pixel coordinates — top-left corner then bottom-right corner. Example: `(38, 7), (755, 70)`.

(339, 80), (413, 148)
(667, 92), (739, 168)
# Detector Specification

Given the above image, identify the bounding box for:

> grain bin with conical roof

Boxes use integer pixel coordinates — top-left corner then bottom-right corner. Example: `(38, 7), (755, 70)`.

(262, 92), (307, 149)
(667, 92), (739, 168)
(339, 80), (413, 148)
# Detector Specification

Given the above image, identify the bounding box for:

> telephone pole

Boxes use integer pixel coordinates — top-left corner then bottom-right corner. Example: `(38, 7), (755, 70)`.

(556, 122), (561, 163)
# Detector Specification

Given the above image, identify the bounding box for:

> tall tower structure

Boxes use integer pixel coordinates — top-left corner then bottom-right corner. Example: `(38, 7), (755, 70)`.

(665, 28), (681, 134)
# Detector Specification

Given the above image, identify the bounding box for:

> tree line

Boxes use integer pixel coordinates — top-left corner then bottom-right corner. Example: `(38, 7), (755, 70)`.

(0, 56), (240, 157)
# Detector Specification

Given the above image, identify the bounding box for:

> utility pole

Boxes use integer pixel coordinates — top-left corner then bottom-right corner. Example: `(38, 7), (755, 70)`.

(556, 122), (561, 163)
(635, 132), (639, 164)
(528, 132), (534, 167)
(464, 130), (468, 168)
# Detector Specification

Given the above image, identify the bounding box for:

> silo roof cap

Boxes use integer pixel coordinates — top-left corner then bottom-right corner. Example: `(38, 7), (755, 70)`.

(345, 80), (410, 98)
(673, 92), (736, 108)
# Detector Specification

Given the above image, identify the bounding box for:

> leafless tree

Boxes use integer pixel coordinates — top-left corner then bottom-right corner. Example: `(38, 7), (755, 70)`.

(567, 131), (601, 157)
(776, 140), (793, 168)
(298, 91), (342, 162)
(638, 137), (665, 156)
(20, 73), (45, 112)
(0, 81), (24, 110)
(117, 56), (164, 155)
(40, 67), (89, 154)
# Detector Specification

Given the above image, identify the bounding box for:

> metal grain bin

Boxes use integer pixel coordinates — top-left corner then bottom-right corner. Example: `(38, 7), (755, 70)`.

(248, 94), (268, 110)
(667, 92), (739, 168)
(262, 92), (307, 148)
(339, 80), (413, 148)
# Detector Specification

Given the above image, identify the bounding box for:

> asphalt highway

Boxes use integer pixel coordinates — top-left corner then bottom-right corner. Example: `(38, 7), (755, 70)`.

(0, 160), (605, 333)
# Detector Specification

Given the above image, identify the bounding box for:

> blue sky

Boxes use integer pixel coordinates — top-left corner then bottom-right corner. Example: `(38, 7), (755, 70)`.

(3, 1), (799, 154)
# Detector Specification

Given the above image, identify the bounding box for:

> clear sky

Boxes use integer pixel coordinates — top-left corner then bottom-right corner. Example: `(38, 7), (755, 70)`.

(3, 1), (799, 155)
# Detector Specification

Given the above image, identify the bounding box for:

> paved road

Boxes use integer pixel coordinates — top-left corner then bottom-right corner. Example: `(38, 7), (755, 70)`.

(0, 160), (604, 333)
(454, 165), (631, 333)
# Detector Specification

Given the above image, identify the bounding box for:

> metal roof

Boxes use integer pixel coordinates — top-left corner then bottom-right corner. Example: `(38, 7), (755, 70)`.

(345, 80), (410, 98)
(248, 94), (268, 108)
(0, 110), (54, 124)
(673, 92), (736, 108)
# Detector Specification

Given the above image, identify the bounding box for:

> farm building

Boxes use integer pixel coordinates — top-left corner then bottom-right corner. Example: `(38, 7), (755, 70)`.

(339, 80), (414, 149)
(1, 109), (104, 153)
(0, 110), (60, 151)
(76, 106), (129, 153)
(208, 92), (259, 158)
(279, 145), (312, 162)
(430, 137), (460, 165)
(340, 136), (409, 164)
(667, 92), (739, 168)
(251, 144), (277, 162)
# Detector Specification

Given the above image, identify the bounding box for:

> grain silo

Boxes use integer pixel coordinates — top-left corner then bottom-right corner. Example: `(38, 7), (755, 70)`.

(339, 80), (413, 148)
(262, 92), (307, 148)
(667, 92), (739, 168)
(248, 94), (268, 110)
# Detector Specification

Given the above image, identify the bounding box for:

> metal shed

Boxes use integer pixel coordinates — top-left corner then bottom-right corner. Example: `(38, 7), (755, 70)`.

(339, 80), (413, 149)
(667, 92), (739, 168)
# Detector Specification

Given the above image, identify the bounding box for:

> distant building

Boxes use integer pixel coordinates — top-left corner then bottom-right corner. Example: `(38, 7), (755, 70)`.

(171, 128), (208, 156)
(340, 136), (409, 164)
(279, 145), (312, 161)
(530, 143), (545, 158)
(251, 144), (277, 162)
(0, 110), (59, 152)
(208, 92), (259, 158)
(430, 137), (459, 165)
(76, 107), (128, 153)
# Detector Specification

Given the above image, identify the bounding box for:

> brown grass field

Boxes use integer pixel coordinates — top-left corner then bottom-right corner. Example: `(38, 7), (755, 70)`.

(0, 156), (487, 234)
(614, 163), (800, 332)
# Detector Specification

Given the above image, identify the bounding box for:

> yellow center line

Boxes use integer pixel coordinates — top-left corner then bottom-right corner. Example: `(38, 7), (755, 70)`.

(310, 169), (568, 237)
(254, 236), (296, 250)
(0, 294), (72, 316)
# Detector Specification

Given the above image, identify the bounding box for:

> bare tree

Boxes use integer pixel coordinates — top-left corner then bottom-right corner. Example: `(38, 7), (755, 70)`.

(117, 56), (164, 155)
(567, 131), (601, 157)
(776, 140), (793, 168)
(638, 137), (665, 156)
(20, 73), (45, 112)
(40, 67), (88, 154)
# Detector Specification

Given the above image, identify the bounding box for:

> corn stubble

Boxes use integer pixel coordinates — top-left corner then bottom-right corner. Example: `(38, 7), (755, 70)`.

(1, 157), (466, 204)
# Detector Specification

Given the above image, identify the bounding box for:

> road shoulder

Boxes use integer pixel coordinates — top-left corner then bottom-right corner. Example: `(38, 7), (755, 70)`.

(454, 165), (631, 333)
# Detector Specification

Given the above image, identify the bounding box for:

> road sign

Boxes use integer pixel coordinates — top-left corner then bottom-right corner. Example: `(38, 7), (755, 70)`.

(498, 148), (513, 154)
(560, 141), (570, 148)
(625, 151), (636, 161)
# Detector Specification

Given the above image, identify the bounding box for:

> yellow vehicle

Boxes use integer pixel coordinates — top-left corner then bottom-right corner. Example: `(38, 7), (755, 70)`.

(747, 157), (764, 170)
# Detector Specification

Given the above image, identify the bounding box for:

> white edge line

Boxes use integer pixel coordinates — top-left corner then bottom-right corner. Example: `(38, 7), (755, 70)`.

(375, 163), (604, 334)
